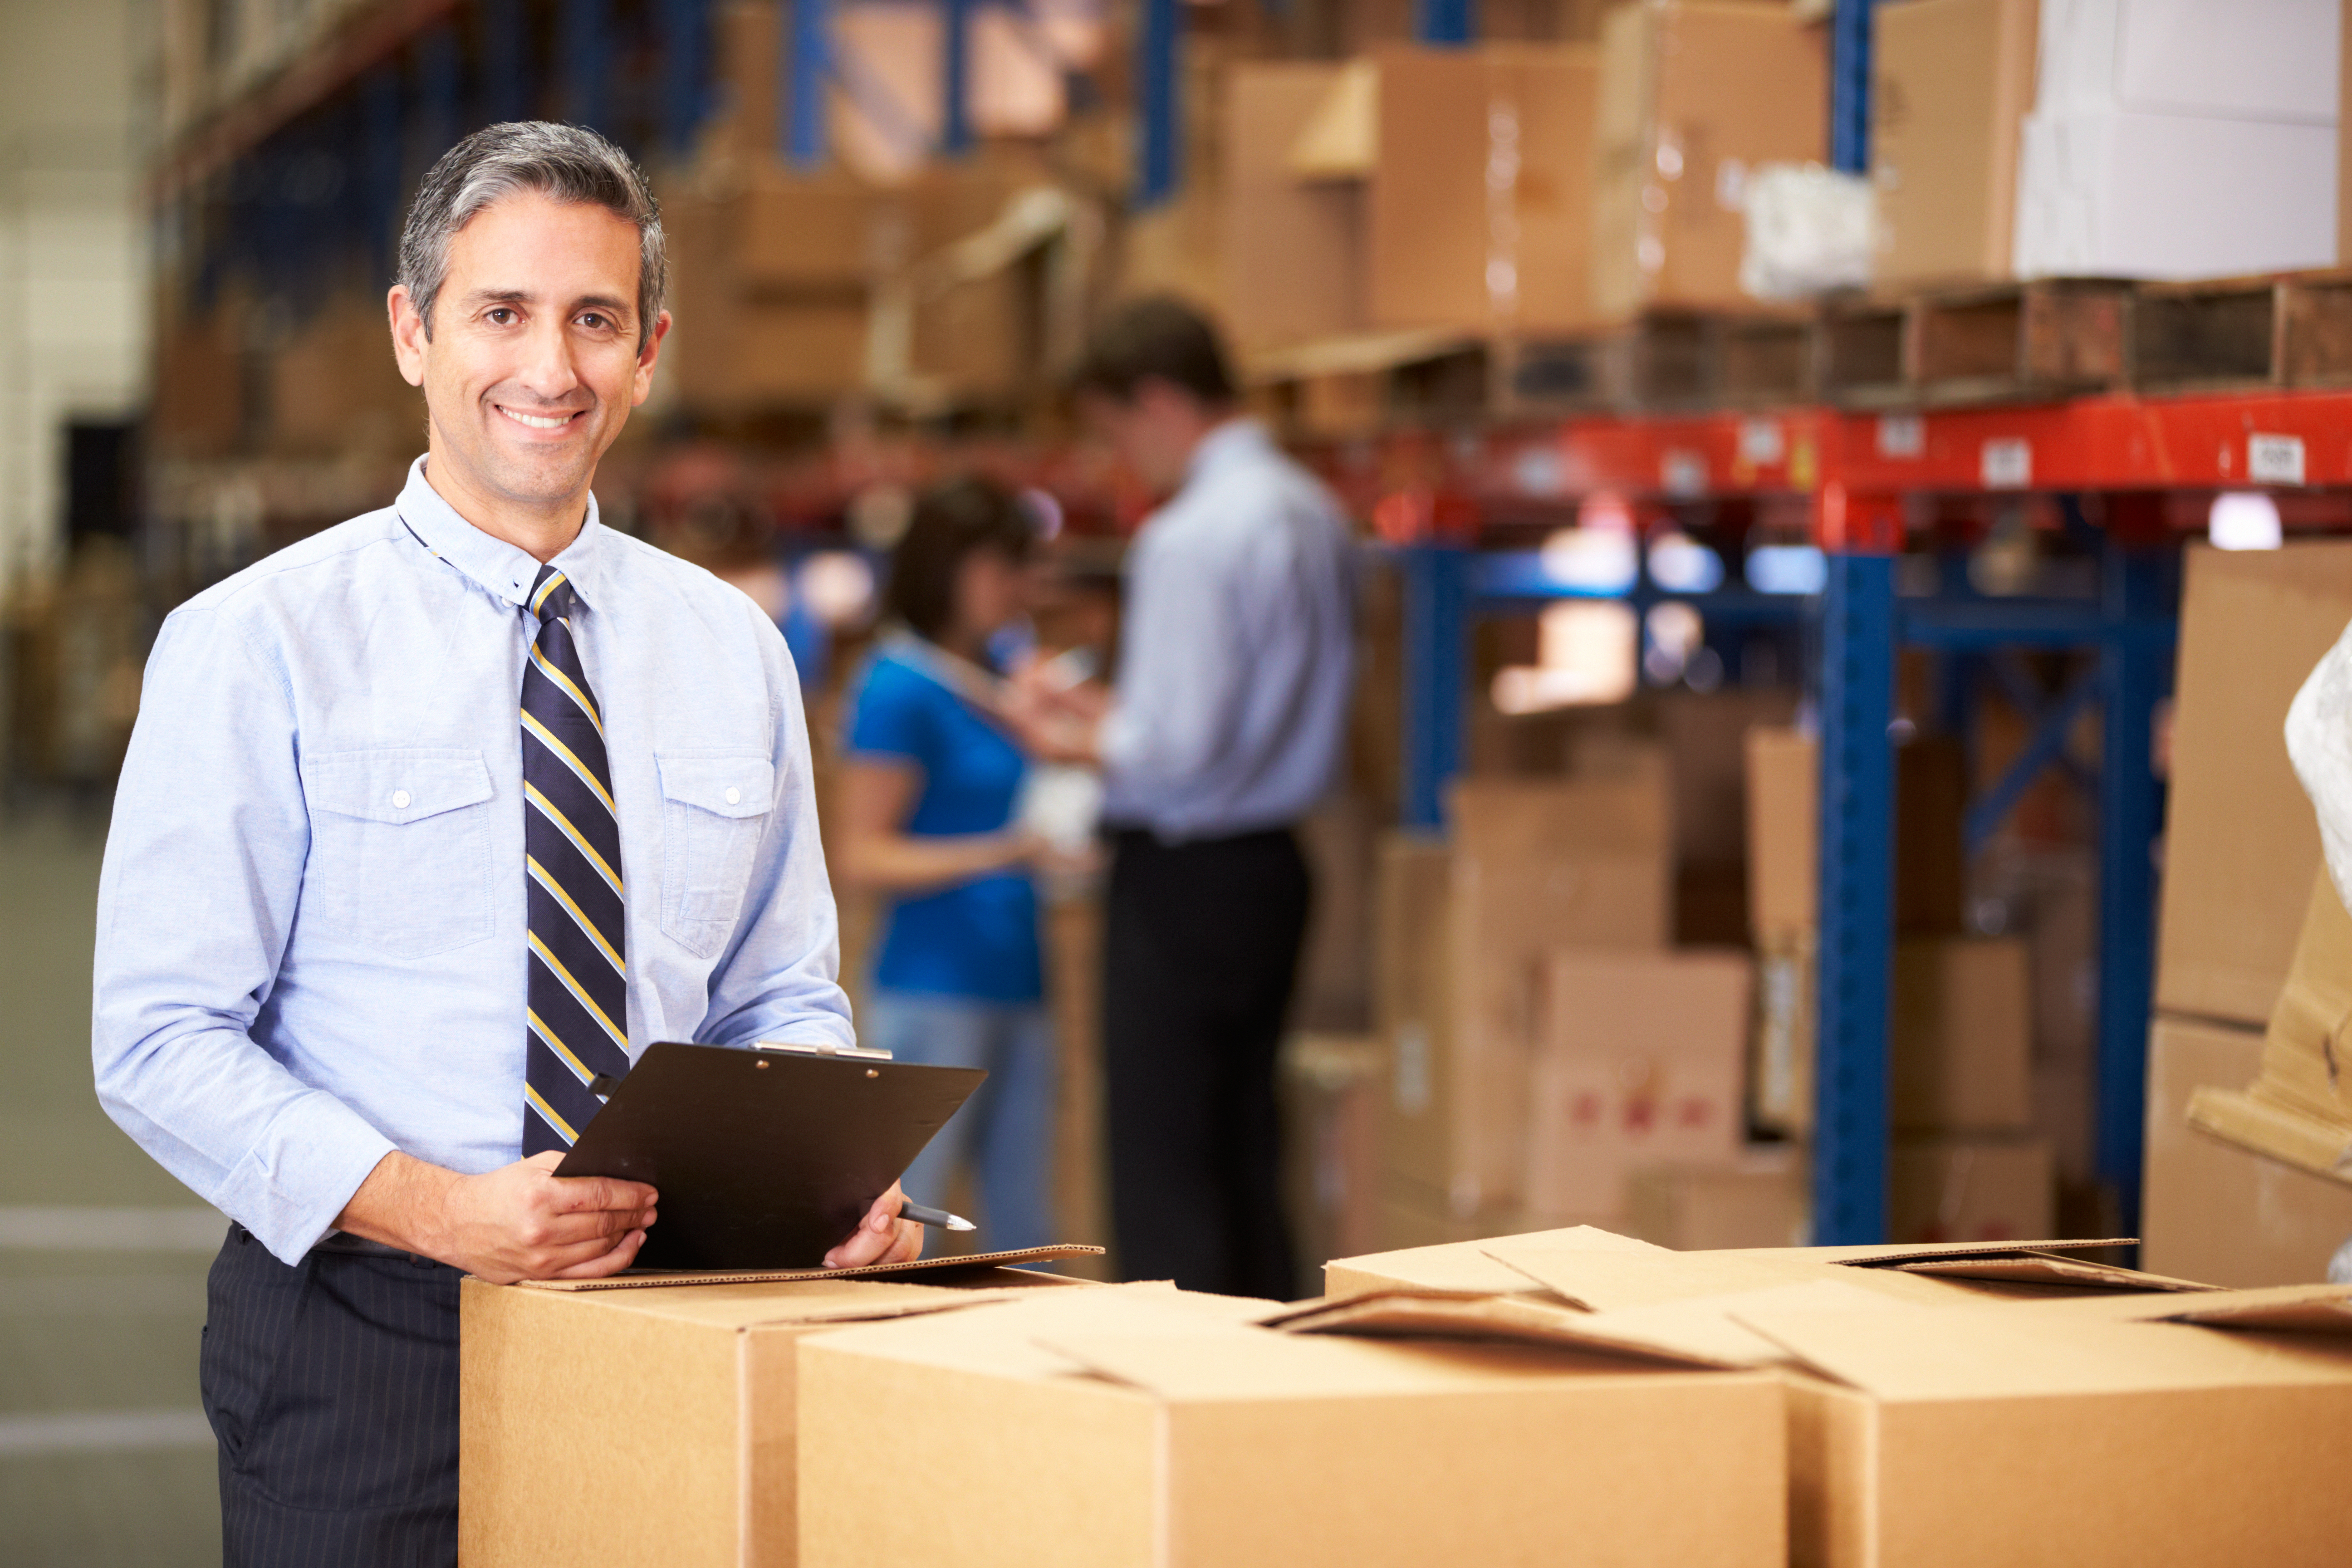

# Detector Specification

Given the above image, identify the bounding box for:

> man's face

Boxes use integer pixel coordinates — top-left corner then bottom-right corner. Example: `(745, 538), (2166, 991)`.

(390, 190), (669, 517)
(1078, 381), (1201, 497)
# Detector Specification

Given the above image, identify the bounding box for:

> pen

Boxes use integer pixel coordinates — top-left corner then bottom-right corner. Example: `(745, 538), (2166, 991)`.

(898, 1200), (976, 1233)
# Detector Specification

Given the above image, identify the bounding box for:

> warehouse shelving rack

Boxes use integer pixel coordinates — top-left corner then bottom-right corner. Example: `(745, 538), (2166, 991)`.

(1384, 387), (2352, 1244)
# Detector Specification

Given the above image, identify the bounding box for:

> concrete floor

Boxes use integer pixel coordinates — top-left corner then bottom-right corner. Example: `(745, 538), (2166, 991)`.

(1, 806), (223, 1565)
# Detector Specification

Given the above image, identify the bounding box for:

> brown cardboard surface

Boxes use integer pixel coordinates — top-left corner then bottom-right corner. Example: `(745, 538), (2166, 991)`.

(2342, 0), (2352, 265)
(1750, 933), (1817, 1136)
(1592, 1), (1829, 318)
(459, 1266), (1082, 1568)
(1871, 0), (2040, 285)
(2187, 1086), (2352, 1186)
(1327, 1220), (1664, 1298)
(1663, 689), (1802, 876)
(2144, 1014), (2352, 1286)
(1627, 1152), (1807, 1250)
(2255, 871), (2352, 1127)
(1887, 1135), (2054, 1244)
(1524, 949), (1752, 1213)
(1891, 938), (2034, 1132)
(2158, 541), (2352, 1026)
(1745, 726), (1818, 942)
(1222, 63), (1365, 353)
(1739, 1295), (2352, 1565)
(1367, 44), (1602, 334)
(1364, 1176), (1609, 1258)
(798, 1288), (1786, 1568)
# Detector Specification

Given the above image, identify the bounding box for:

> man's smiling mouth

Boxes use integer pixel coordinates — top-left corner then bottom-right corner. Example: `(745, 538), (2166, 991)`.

(496, 405), (581, 431)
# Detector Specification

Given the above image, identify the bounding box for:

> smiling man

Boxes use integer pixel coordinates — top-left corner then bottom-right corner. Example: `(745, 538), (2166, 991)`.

(91, 123), (915, 1566)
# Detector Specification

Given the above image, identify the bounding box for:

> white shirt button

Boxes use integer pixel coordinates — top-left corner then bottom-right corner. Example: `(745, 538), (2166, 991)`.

(391, 790), (412, 809)
(723, 787), (742, 805)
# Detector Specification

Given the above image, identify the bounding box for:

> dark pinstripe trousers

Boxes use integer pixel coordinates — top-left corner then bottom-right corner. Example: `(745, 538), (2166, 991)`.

(202, 1225), (461, 1568)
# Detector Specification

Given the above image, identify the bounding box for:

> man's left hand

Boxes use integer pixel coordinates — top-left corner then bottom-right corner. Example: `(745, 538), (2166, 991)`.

(822, 1181), (923, 1269)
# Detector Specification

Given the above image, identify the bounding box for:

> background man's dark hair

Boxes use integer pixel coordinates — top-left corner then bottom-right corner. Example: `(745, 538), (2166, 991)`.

(1071, 295), (1236, 407)
(882, 478), (1038, 647)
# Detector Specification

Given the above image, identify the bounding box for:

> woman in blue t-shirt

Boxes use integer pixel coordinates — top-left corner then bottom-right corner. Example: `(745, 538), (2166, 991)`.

(837, 480), (1057, 1250)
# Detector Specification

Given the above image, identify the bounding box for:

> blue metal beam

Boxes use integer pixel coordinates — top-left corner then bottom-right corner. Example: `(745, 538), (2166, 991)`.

(942, 0), (975, 155)
(415, 20), (461, 166)
(362, 64), (403, 280)
(1961, 668), (2101, 856)
(1135, 0), (1182, 206)
(1813, 553), (1897, 1244)
(480, 0), (526, 125)
(1829, 0), (1878, 173)
(1401, 545), (1471, 829)
(659, 0), (714, 157)
(1416, 0), (1476, 45)
(2096, 546), (2173, 1241)
(561, 0), (615, 132)
(784, 0), (832, 168)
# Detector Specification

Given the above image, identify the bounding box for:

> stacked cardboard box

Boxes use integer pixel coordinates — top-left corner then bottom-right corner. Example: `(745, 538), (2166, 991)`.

(2144, 543), (2352, 1285)
(1870, 0), (2042, 286)
(1325, 1225), (2352, 1568)
(1743, 725), (2053, 1240)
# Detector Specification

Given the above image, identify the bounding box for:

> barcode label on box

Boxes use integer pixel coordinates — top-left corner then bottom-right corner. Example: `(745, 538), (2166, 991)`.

(1877, 414), (1925, 459)
(1981, 437), (2031, 490)
(2249, 433), (2306, 485)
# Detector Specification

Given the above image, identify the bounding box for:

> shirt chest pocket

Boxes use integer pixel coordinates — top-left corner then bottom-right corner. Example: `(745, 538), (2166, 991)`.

(657, 753), (774, 958)
(300, 749), (496, 960)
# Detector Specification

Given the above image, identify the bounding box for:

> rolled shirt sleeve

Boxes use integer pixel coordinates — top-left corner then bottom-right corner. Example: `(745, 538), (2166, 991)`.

(92, 608), (398, 1264)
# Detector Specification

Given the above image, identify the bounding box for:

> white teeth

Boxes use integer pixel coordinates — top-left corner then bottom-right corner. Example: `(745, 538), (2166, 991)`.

(498, 407), (572, 430)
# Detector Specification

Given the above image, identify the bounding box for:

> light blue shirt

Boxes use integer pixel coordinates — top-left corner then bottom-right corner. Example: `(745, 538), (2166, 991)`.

(1098, 419), (1357, 840)
(91, 458), (854, 1264)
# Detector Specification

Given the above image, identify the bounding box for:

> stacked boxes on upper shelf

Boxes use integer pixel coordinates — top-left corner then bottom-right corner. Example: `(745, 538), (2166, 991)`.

(2144, 543), (2352, 1286)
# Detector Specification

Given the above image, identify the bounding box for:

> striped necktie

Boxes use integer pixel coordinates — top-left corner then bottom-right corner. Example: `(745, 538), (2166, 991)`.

(519, 564), (630, 1156)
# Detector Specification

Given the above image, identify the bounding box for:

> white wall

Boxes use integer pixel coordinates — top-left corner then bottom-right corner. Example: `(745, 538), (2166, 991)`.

(0, 0), (151, 602)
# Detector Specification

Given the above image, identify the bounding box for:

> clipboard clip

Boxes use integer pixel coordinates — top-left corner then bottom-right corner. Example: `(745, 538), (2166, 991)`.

(752, 1040), (896, 1063)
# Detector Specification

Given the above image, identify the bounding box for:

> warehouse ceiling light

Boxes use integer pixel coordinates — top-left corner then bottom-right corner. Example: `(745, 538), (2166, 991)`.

(2208, 491), (2283, 551)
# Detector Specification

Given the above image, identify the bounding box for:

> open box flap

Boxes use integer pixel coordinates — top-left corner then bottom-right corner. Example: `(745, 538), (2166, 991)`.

(1486, 1245), (1840, 1311)
(1733, 1293), (2352, 1401)
(800, 1283), (1281, 1383)
(1261, 1289), (1734, 1369)
(1890, 1254), (2219, 1292)
(1572, 1279), (1917, 1369)
(1722, 1239), (2138, 1267)
(514, 1243), (1104, 1292)
(2005, 1282), (2352, 1333)
(1329, 1225), (1667, 1297)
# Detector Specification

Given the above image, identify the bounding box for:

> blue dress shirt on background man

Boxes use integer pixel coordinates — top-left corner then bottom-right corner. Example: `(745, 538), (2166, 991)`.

(91, 457), (853, 1265)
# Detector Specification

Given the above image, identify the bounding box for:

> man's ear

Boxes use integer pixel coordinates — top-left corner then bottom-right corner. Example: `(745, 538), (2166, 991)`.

(387, 284), (428, 388)
(631, 309), (672, 407)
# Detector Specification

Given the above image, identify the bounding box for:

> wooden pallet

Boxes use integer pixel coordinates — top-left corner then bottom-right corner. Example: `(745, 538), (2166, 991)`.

(2132, 270), (2352, 392)
(1241, 328), (1485, 439)
(1821, 279), (2131, 408)
(1502, 309), (1813, 415)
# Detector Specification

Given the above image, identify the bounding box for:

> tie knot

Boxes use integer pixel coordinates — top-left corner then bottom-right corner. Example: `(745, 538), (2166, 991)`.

(529, 567), (573, 624)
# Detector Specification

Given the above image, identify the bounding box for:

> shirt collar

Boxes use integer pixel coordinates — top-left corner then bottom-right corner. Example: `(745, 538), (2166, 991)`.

(393, 455), (609, 613)
(1182, 417), (1273, 488)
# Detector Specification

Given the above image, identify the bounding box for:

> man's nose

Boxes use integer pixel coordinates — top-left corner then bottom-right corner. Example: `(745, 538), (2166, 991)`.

(514, 318), (583, 402)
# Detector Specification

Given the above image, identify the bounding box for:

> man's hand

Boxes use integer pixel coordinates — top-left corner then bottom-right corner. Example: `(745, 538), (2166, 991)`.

(823, 1181), (923, 1270)
(998, 669), (1108, 766)
(335, 1150), (656, 1284)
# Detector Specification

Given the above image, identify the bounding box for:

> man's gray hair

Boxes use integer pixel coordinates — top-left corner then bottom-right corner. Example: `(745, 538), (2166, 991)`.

(395, 121), (667, 347)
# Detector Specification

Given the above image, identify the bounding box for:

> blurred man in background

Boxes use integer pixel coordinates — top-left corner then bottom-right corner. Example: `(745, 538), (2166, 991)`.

(1011, 297), (1356, 1298)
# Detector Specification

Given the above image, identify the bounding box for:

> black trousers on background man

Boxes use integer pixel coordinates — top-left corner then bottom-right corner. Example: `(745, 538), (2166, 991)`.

(1103, 825), (1310, 1299)
(202, 1225), (461, 1567)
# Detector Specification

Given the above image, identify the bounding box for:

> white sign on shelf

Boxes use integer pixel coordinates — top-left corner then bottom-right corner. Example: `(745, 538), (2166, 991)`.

(1738, 418), (1785, 466)
(1877, 413), (1925, 459)
(1661, 449), (1709, 498)
(2248, 432), (2307, 486)
(1981, 437), (2032, 490)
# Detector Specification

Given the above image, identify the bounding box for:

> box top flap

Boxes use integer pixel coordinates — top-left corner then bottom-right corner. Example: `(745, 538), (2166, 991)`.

(1890, 1254), (2220, 1293)
(799, 1283), (1282, 1384)
(1733, 1296), (2352, 1401)
(1261, 1289), (1731, 1369)
(1574, 1279), (1915, 1369)
(514, 1243), (1103, 1294)
(1487, 1245), (1833, 1310)
(1285, 56), (1378, 181)
(1723, 1238), (2138, 1267)
(1330, 1225), (1665, 1297)
(2008, 1283), (2352, 1333)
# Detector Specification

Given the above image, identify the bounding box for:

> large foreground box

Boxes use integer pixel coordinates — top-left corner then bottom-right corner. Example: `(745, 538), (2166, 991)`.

(798, 1285), (1786, 1568)
(460, 1258), (1091, 1568)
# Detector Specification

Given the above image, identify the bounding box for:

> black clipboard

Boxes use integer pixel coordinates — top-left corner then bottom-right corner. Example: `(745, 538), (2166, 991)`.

(554, 1041), (985, 1271)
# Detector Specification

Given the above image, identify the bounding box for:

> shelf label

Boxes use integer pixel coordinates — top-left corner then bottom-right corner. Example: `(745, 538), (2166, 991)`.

(1876, 414), (1925, 459)
(1661, 449), (1708, 498)
(2249, 432), (2306, 486)
(1981, 437), (2032, 490)
(1738, 418), (1785, 466)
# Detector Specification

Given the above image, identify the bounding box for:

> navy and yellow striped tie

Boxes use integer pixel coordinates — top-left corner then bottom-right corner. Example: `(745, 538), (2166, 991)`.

(519, 565), (630, 1156)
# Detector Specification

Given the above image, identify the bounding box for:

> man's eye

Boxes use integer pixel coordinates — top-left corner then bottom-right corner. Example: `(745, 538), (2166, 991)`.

(486, 307), (516, 325)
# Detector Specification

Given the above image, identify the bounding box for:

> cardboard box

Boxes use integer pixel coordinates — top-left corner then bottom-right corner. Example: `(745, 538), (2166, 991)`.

(1891, 938), (2034, 1132)
(1524, 949), (1752, 1214)
(459, 1262), (1090, 1568)
(1887, 1135), (2055, 1244)
(1662, 688), (1803, 875)
(1280, 1032), (1386, 1282)
(1627, 1152), (1808, 1250)
(1747, 1286), (2352, 1568)
(1591, 1), (1828, 319)
(797, 1285), (1788, 1568)
(1376, 769), (1672, 1213)
(1871, 0), (2040, 285)
(2158, 542), (2352, 1028)
(1368, 1176), (1597, 1258)
(1746, 725), (1818, 944)
(1330, 1219), (1664, 1299)
(1365, 44), (1603, 334)
(2146, 1013), (2352, 1287)
(1222, 63), (1365, 353)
